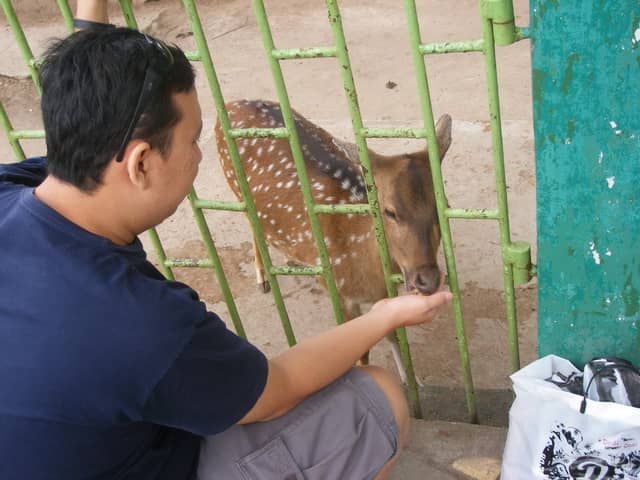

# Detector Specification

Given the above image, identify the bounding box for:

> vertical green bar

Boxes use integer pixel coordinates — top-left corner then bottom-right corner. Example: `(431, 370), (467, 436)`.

(404, 0), (477, 423)
(57, 0), (74, 33)
(480, 16), (520, 372)
(0, 101), (26, 160)
(0, 0), (41, 94)
(118, 0), (138, 29)
(325, 0), (422, 420)
(251, 0), (346, 326)
(182, 0), (297, 345)
(532, 1), (640, 366)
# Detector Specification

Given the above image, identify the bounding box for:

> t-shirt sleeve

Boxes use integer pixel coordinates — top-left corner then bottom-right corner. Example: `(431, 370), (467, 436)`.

(141, 311), (268, 436)
(0, 157), (48, 187)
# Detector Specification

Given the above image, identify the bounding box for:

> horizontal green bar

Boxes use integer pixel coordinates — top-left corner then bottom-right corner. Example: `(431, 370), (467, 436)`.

(361, 127), (427, 139)
(314, 203), (371, 215)
(185, 50), (202, 62)
(164, 258), (213, 268)
(10, 129), (45, 140)
(419, 39), (484, 55)
(272, 46), (337, 59)
(192, 199), (246, 211)
(270, 265), (324, 276)
(445, 208), (500, 220)
(230, 127), (289, 138)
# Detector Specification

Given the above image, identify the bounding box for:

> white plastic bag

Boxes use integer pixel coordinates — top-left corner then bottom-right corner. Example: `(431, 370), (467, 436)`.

(501, 355), (640, 479)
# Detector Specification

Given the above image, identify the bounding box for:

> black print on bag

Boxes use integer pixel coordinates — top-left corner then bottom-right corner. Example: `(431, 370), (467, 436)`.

(540, 423), (640, 479)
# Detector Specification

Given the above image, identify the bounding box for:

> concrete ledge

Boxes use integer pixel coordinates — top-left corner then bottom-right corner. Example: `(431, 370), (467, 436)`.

(390, 420), (507, 480)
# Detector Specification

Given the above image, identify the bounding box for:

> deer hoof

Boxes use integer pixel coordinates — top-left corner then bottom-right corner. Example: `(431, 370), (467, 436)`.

(259, 280), (271, 294)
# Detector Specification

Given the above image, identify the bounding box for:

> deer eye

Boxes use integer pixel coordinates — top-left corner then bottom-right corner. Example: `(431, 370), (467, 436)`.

(383, 208), (398, 220)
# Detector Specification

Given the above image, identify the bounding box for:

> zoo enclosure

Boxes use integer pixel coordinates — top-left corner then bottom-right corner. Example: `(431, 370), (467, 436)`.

(0, 0), (535, 421)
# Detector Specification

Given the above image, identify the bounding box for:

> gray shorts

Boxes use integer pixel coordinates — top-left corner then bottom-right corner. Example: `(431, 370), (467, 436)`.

(197, 368), (399, 480)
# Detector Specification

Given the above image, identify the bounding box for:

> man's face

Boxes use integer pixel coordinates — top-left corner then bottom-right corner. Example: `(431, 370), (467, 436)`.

(151, 88), (203, 221)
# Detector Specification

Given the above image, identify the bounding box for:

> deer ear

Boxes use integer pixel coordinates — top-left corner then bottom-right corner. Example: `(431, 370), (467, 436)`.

(435, 114), (452, 163)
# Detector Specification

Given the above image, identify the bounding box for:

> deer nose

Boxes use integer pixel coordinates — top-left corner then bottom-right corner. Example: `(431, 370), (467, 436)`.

(406, 266), (440, 295)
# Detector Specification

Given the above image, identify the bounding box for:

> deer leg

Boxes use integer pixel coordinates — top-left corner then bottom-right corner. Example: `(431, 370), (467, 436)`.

(386, 332), (424, 387)
(252, 237), (270, 293)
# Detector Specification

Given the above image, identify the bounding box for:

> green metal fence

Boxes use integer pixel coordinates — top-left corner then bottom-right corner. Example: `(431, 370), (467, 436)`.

(0, 0), (535, 421)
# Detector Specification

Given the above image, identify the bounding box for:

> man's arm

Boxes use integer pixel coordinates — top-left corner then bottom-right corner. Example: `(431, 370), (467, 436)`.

(239, 290), (452, 423)
(75, 0), (109, 25)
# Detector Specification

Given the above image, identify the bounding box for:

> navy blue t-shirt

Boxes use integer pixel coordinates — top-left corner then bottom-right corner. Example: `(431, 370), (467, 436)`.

(0, 158), (268, 479)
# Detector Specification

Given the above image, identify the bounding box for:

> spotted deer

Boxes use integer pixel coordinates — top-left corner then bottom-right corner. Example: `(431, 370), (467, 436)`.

(215, 100), (451, 382)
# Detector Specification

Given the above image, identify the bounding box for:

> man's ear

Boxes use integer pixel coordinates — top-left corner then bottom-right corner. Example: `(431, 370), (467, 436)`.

(123, 141), (153, 190)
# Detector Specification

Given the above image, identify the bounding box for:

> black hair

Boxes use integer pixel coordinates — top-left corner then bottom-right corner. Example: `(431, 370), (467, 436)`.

(39, 27), (195, 192)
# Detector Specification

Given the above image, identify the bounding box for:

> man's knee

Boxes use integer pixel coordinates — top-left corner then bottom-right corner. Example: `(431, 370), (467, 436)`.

(358, 365), (410, 448)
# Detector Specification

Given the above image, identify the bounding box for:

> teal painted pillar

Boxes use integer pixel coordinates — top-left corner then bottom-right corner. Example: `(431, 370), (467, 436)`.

(532, 1), (640, 367)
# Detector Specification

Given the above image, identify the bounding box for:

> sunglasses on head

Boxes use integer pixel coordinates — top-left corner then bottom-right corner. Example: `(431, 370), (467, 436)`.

(115, 35), (174, 162)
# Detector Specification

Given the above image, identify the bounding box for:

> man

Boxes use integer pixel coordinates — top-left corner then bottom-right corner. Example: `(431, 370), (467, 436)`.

(0, 25), (451, 480)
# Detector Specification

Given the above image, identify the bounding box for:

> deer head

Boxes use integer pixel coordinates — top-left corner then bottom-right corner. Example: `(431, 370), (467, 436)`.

(372, 114), (452, 294)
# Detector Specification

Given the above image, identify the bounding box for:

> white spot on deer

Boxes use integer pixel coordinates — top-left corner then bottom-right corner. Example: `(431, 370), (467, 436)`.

(606, 176), (615, 189)
(276, 181), (283, 188)
(257, 147), (263, 156)
(589, 241), (601, 265)
(340, 179), (351, 190)
(295, 213), (303, 219)
(315, 257), (321, 266)
(238, 146), (246, 155)
(337, 278), (345, 288)
(334, 257), (343, 266)
(248, 115), (255, 120)
(347, 214), (354, 219)
(313, 182), (325, 191)
(277, 229), (283, 235)
(250, 163), (258, 172)
(333, 169), (343, 179)
(266, 202), (273, 208)
(325, 196), (335, 202)
(270, 219), (276, 225)
(250, 138), (258, 146)
(246, 176), (252, 182)
(275, 170), (283, 177)
(267, 164), (274, 172)
(264, 185), (271, 192)
(285, 162), (294, 170)
(285, 180), (295, 188)
(287, 206), (294, 212)
(258, 167), (265, 175)
(350, 251), (359, 258)
(305, 231), (313, 239)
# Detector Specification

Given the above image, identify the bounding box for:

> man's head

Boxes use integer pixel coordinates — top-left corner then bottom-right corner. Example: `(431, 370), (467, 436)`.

(39, 27), (196, 192)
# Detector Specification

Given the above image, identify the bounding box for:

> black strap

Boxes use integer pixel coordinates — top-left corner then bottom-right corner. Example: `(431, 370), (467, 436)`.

(73, 18), (115, 30)
(580, 362), (640, 414)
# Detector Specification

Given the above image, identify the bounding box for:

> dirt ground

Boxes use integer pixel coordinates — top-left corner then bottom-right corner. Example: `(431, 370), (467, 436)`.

(0, 0), (536, 425)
